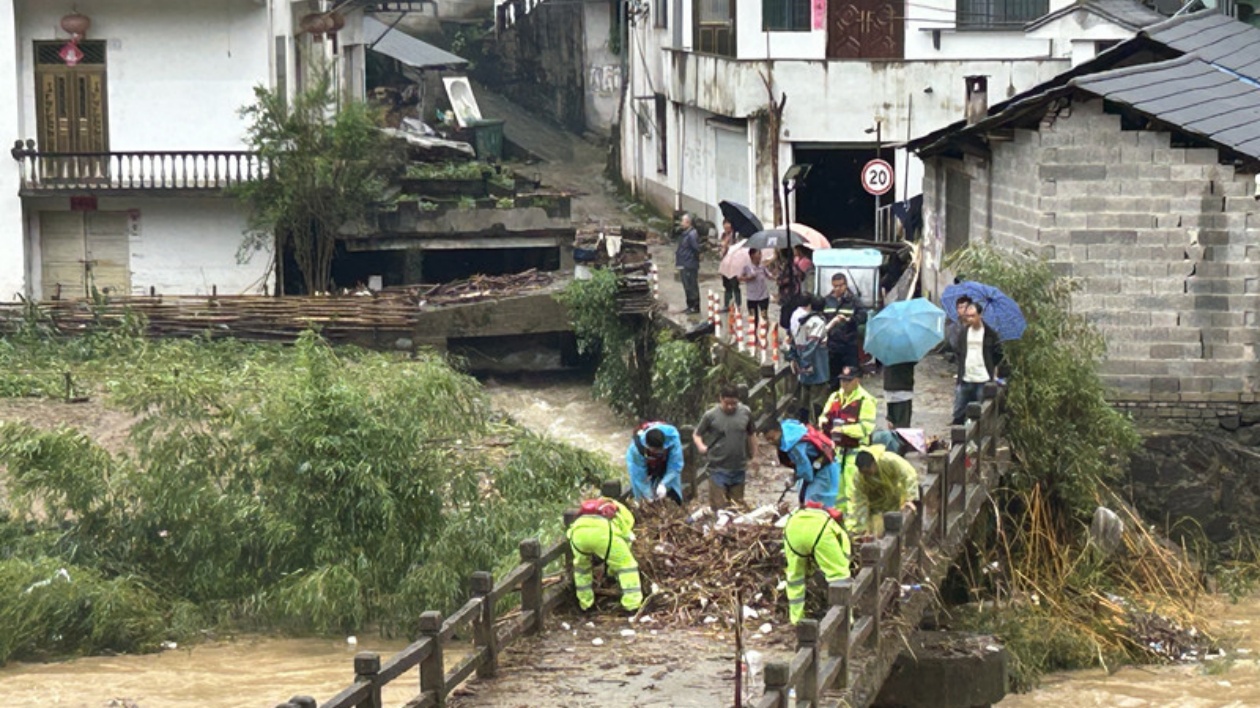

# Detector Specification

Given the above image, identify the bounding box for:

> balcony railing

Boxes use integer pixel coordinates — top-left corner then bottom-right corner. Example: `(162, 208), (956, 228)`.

(12, 146), (266, 195)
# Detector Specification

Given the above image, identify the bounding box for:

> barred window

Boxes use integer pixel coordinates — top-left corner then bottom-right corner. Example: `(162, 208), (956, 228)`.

(762, 0), (811, 31)
(955, 0), (1048, 29)
(35, 40), (107, 65)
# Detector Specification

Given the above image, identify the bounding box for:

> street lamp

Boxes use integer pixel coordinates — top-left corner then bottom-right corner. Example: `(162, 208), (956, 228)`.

(865, 121), (883, 240)
(781, 163), (812, 296)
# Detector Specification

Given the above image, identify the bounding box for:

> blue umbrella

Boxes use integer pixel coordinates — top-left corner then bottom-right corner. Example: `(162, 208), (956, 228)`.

(864, 299), (946, 365)
(941, 281), (1027, 341)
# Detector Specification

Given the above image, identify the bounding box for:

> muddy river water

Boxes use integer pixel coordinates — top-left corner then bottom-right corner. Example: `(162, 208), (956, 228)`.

(2, 377), (1259, 706)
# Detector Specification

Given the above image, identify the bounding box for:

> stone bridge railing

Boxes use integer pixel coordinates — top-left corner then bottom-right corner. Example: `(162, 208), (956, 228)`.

(757, 383), (1008, 707)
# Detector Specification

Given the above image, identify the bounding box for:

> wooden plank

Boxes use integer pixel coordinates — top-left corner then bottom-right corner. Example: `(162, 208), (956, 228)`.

(317, 681), (373, 708)
(541, 584), (570, 614)
(489, 562), (532, 605)
(849, 568), (874, 602)
(539, 537), (569, 567)
(377, 637), (435, 683)
(818, 656), (845, 691)
(848, 616), (874, 650)
(443, 647), (488, 690)
(439, 598), (483, 643)
(496, 614), (529, 647)
(786, 649), (812, 685)
(403, 692), (438, 708)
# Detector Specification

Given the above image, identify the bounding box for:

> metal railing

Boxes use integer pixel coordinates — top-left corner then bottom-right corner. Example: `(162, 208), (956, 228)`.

(13, 148), (265, 194)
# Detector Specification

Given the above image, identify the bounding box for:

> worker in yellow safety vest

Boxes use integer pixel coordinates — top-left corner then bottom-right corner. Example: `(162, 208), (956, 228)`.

(567, 497), (643, 612)
(782, 501), (851, 625)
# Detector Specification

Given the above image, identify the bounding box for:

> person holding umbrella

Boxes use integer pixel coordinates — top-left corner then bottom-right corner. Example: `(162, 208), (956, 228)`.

(951, 299), (1005, 425)
(863, 297), (948, 430)
(940, 281), (1022, 424)
(718, 219), (741, 310)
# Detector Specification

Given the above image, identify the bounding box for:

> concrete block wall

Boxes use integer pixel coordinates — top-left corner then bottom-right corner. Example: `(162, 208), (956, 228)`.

(926, 98), (1260, 424)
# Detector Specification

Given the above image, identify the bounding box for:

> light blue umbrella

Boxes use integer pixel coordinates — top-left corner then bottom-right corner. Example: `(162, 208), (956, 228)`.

(863, 299), (946, 365)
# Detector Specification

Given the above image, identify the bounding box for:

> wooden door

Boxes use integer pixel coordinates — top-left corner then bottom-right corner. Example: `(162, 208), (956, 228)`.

(34, 41), (109, 182)
(40, 212), (130, 300)
(827, 0), (903, 59)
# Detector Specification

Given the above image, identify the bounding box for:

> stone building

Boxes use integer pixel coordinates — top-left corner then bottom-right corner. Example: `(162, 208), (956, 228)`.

(909, 10), (1260, 428)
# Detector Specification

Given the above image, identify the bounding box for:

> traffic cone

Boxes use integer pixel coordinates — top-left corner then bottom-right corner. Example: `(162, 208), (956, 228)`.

(746, 318), (756, 358)
(727, 305), (736, 346)
(735, 308), (745, 353)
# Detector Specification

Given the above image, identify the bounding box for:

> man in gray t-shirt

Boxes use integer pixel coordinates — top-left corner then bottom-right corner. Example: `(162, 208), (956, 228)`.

(693, 384), (757, 509)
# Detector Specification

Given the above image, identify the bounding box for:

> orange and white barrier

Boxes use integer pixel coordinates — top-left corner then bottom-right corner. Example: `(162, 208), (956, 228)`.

(770, 325), (780, 366)
(649, 262), (659, 299)
(745, 318), (756, 358)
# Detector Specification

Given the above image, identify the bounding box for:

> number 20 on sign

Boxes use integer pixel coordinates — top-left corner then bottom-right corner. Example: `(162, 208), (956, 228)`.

(861, 159), (894, 196)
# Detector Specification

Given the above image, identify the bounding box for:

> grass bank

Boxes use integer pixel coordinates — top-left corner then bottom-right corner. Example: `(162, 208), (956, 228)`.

(0, 321), (613, 664)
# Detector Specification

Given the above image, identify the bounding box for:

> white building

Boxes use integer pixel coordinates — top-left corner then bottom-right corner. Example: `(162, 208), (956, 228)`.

(0, 0), (372, 301)
(618, 0), (1164, 237)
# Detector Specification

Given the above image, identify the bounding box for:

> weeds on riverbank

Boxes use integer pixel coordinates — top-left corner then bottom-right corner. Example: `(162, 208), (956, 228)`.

(0, 324), (613, 664)
(944, 246), (1212, 689)
(557, 271), (756, 423)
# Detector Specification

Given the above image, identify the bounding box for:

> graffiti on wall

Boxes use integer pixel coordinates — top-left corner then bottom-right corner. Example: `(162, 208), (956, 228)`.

(588, 65), (623, 95)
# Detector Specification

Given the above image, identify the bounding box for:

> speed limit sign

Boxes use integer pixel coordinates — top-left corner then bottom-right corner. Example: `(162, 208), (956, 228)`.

(861, 159), (894, 196)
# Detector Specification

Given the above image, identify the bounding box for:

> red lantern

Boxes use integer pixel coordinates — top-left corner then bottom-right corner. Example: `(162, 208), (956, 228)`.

(60, 12), (90, 40)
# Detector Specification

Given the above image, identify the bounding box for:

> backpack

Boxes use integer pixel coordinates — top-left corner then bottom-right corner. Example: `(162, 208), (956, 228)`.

(775, 423), (836, 469)
(577, 498), (618, 519)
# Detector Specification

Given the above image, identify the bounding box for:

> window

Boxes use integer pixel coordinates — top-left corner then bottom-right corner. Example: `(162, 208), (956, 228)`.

(955, 0), (1048, 29)
(654, 94), (668, 175)
(695, 0), (736, 56)
(762, 0), (811, 31)
(944, 169), (971, 253)
(655, 0), (669, 28)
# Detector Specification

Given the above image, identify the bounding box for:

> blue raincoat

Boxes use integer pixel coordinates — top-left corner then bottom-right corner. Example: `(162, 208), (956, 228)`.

(778, 419), (840, 507)
(626, 423), (684, 501)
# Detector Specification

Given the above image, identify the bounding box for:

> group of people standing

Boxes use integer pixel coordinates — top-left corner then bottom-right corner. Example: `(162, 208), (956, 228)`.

(568, 217), (1007, 624)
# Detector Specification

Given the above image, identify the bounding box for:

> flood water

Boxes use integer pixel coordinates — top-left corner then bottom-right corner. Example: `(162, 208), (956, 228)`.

(483, 371), (635, 467)
(1000, 594), (1260, 707)
(0, 636), (464, 707)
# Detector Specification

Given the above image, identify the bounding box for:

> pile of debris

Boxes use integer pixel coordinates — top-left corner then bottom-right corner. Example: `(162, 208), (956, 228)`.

(631, 502), (787, 627)
(404, 269), (554, 307)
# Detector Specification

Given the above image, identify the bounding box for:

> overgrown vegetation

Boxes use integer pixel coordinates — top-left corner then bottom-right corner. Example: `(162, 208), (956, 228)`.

(0, 323), (612, 664)
(556, 269), (645, 416)
(235, 64), (392, 294)
(556, 270), (757, 423)
(943, 245), (1203, 689)
(403, 161), (513, 191)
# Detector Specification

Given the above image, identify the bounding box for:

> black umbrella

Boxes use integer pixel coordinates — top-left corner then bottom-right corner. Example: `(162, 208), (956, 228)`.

(741, 228), (808, 250)
(718, 201), (764, 239)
